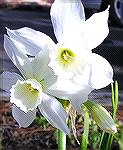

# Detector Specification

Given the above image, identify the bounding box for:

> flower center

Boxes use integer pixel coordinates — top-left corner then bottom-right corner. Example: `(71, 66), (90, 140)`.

(10, 79), (42, 112)
(57, 48), (77, 67)
(26, 83), (39, 95)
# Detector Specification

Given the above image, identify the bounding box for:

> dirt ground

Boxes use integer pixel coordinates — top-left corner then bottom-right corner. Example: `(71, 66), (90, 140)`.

(0, 100), (123, 150)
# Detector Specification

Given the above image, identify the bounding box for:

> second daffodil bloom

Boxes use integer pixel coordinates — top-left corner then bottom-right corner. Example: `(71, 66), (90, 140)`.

(0, 29), (70, 135)
(48, 0), (113, 112)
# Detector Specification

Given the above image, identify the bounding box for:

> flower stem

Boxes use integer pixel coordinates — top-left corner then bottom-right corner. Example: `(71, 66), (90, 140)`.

(106, 81), (119, 149)
(98, 81), (118, 150)
(58, 130), (66, 150)
(81, 105), (89, 150)
(98, 131), (105, 150)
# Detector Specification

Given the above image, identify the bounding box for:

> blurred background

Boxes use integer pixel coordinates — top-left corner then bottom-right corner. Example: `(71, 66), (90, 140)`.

(0, 0), (123, 149)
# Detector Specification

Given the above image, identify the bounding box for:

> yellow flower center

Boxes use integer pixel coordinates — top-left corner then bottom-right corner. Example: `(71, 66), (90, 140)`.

(57, 48), (77, 68)
(10, 79), (43, 112)
(26, 83), (39, 95)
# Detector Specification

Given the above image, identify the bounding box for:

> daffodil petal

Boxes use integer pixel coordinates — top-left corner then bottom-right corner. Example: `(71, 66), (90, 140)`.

(38, 93), (70, 135)
(46, 78), (93, 113)
(21, 45), (57, 83)
(0, 72), (23, 92)
(89, 53), (113, 89)
(81, 7), (109, 50)
(50, 0), (85, 42)
(12, 105), (36, 128)
(43, 68), (57, 89)
(4, 35), (29, 78)
(4, 35), (28, 66)
(6, 27), (55, 56)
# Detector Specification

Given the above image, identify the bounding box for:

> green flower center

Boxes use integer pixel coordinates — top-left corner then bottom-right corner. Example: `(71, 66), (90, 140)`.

(14, 79), (42, 102)
(26, 83), (39, 95)
(57, 48), (76, 67)
(11, 79), (43, 112)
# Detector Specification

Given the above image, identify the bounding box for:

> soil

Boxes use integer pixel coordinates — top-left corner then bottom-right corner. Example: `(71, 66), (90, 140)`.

(0, 100), (123, 150)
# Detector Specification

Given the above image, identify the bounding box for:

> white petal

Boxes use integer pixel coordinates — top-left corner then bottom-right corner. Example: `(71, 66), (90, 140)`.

(22, 45), (57, 82)
(38, 93), (70, 135)
(0, 72), (23, 92)
(81, 7), (109, 50)
(89, 53), (113, 89)
(50, 0), (85, 42)
(4, 35), (54, 80)
(46, 78), (93, 113)
(49, 43), (89, 79)
(6, 27), (55, 56)
(12, 105), (36, 128)
(43, 68), (58, 89)
(4, 35), (28, 66)
(4, 35), (29, 78)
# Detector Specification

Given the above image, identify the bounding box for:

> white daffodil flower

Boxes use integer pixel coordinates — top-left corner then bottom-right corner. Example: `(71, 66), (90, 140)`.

(0, 33), (70, 135)
(49, 0), (111, 79)
(48, 0), (113, 112)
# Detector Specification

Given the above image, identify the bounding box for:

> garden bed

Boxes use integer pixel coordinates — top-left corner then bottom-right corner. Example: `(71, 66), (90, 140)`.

(1, 100), (123, 150)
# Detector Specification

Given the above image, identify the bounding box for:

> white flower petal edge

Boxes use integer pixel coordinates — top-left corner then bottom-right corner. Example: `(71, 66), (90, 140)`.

(4, 33), (54, 81)
(4, 35), (28, 66)
(89, 53), (113, 89)
(6, 27), (55, 56)
(21, 45), (58, 84)
(81, 6), (110, 50)
(0, 72), (23, 92)
(4, 35), (30, 78)
(12, 105), (36, 128)
(46, 78), (94, 113)
(38, 93), (70, 135)
(50, 0), (85, 43)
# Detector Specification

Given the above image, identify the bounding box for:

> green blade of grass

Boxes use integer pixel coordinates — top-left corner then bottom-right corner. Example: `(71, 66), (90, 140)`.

(81, 105), (89, 150)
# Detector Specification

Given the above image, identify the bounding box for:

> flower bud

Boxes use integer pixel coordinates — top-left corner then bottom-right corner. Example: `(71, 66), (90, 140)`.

(84, 100), (117, 134)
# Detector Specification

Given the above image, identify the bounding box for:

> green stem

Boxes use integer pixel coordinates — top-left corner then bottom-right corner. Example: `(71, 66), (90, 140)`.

(98, 131), (105, 150)
(108, 135), (114, 149)
(107, 81), (118, 149)
(111, 82), (115, 116)
(104, 81), (118, 150)
(114, 81), (118, 119)
(58, 130), (66, 150)
(98, 81), (118, 150)
(57, 99), (69, 150)
(81, 105), (89, 150)
(105, 134), (111, 150)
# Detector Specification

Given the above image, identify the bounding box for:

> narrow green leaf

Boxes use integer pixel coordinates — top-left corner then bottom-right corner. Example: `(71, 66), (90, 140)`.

(81, 105), (89, 150)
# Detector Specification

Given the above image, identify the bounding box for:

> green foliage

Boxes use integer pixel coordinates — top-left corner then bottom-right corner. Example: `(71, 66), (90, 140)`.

(34, 115), (49, 129)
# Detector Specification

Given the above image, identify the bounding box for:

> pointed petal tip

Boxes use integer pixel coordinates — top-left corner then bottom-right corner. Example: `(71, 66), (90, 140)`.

(112, 125), (117, 133)
(5, 27), (9, 31)
(5, 27), (12, 35)
(105, 125), (117, 134)
(107, 5), (110, 11)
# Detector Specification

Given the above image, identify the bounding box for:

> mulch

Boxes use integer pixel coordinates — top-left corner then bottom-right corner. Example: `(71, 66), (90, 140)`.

(0, 100), (123, 150)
